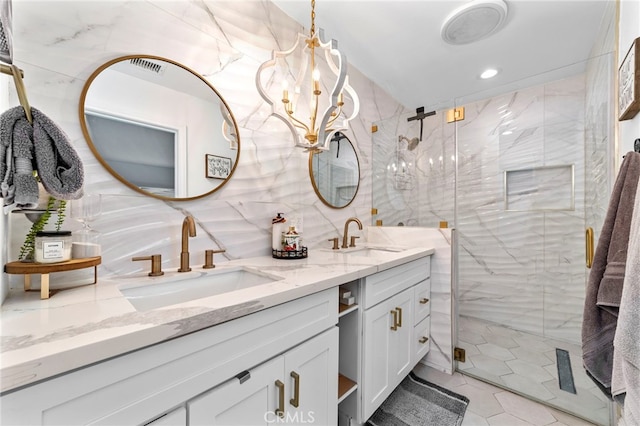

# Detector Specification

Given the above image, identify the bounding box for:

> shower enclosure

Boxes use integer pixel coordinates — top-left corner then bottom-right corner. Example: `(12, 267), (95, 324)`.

(372, 55), (614, 425)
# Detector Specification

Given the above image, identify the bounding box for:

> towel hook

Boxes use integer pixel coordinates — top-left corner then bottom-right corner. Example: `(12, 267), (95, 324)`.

(9, 64), (32, 124)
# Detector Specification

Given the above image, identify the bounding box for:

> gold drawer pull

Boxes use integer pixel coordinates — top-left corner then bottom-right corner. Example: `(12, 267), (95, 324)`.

(419, 336), (429, 344)
(275, 380), (285, 418)
(290, 371), (300, 407)
(419, 298), (429, 304)
(397, 307), (403, 327)
(390, 309), (398, 331)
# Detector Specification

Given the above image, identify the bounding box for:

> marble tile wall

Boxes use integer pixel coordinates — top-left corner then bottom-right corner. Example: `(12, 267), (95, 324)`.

(3, 0), (409, 292)
(456, 74), (589, 343)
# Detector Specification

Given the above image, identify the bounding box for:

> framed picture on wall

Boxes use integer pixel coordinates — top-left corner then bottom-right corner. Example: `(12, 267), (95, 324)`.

(619, 37), (640, 121)
(205, 154), (231, 179)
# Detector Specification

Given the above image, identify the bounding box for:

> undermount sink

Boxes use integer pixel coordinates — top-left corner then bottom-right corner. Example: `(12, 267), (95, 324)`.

(341, 246), (405, 256)
(119, 267), (283, 311)
(320, 245), (406, 256)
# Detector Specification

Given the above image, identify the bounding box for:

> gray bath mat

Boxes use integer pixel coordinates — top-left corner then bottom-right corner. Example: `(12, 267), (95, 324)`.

(367, 372), (469, 426)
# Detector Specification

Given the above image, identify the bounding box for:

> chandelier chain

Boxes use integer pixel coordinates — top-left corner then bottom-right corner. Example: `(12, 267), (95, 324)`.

(310, 0), (316, 37)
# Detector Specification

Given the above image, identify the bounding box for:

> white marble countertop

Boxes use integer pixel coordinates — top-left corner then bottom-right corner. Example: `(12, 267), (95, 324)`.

(0, 245), (433, 393)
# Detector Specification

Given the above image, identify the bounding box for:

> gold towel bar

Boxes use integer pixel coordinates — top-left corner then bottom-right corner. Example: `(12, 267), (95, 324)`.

(1, 64), (32, 123)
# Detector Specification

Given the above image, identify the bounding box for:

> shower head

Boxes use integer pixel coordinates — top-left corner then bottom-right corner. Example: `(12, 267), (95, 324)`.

(398, 135), (420, 151)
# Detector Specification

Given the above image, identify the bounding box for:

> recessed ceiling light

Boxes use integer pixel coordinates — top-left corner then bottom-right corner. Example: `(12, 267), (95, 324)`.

(441, 0), (509, 45)
(480, 68), (499, 79)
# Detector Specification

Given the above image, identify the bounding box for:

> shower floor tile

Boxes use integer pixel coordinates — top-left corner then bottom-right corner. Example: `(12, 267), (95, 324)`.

(457, 315), (609, 425)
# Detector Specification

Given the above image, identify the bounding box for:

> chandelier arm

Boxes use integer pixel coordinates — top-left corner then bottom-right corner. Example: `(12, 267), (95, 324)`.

(285, 108), (312, 133)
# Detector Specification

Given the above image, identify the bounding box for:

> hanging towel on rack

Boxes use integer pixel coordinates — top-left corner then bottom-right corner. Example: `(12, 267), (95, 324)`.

(0, 106), (83, 207)
(582, 151), (640, 398)
(612, 177), (640, 425)
(0, 106), (38, 208)
(0, 0), (12, 64)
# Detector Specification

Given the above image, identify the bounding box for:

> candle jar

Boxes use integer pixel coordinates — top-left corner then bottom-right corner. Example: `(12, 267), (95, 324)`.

(34, 231), (72, 263)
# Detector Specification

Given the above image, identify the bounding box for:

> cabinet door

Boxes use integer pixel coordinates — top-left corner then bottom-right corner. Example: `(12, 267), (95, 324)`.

(362, 287), (413, 420)
(188, 356), (284, 425)
(284, 327), (338, 426)
(389, 288), (414, 385)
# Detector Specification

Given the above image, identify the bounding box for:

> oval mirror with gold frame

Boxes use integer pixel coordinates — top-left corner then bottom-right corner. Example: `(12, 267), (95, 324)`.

(79, 55), (240, 201)
(309, 132), (360, 208)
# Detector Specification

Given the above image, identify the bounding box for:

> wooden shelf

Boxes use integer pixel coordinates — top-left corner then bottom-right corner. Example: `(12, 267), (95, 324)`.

(338, 303), (358, 317)
(5, 257), (101, 299)
(338, 373), (357, 403)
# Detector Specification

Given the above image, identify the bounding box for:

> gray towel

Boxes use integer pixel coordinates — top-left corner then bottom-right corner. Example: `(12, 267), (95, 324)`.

(0, 0), (11, 64)
(582, 151), (640, 397)
(31, 107), (83, 200)
(0, 106), (38, 208)
(0, 106), (83, 206)
(612, 177), (640, 424)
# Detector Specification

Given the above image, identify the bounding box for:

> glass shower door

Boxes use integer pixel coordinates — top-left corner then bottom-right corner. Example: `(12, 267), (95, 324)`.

(454, 56), (614, 425)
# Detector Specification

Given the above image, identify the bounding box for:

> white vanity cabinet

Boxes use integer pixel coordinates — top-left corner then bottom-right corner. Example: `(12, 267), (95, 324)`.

(339, 255), (431, 425)
(189, 327), (337, 425)
(0, 288), (338, 426)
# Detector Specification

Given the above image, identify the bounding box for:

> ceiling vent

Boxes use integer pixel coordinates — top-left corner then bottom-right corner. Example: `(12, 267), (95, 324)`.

(441, 0), (508, 45)
(128, 57), (166, 75)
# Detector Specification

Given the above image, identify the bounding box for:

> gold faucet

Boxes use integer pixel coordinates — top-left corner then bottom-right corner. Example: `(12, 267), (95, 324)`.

(342, 217), (363, 248)
(179, 215), (197, 272)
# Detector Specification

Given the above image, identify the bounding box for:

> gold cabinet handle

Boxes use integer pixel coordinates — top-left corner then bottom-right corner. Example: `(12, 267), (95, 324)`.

(397, 307), (403, 327)
(390, 309), (398, 331)
(419, 336), (429, 344)
(419, 298), (429, 304)
(290, 371), (300, 407)
(586, 227), (594, 269)
(275, 380), (285, 418)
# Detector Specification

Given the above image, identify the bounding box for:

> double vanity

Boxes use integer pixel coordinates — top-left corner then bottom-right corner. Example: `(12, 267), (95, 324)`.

(0, 245), (434, 425)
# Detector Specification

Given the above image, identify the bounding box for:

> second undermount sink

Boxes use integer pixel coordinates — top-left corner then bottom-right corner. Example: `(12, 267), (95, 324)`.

(342, 246), (405, 256)
(119, 267), (283, 311)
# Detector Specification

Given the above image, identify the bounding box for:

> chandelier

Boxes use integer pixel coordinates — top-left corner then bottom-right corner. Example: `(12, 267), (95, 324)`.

(256, 0), (359, 152)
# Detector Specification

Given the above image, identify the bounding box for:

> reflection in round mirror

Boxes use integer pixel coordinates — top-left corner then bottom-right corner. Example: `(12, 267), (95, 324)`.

(309, 132), (360, 208)
(79, 55), (240, 201)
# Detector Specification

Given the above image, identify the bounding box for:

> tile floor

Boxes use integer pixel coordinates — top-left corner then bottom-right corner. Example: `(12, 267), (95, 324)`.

(413, 363), (601, 426)
(453, 315), (611, 425)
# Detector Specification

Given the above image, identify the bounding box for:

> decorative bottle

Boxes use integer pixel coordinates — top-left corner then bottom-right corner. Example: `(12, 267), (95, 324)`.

(272, 213), (286, 251)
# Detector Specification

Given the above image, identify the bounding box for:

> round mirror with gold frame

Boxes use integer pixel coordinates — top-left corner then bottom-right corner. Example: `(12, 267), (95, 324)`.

(79, 55), (240, 201)
(309, 132), (360, 208)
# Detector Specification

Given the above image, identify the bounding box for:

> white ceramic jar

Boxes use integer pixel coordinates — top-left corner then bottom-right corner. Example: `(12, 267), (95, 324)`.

(34, 231), (72, 263)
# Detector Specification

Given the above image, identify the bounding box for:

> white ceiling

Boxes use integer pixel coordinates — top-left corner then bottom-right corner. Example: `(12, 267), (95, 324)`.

(271, 0), (611, 110)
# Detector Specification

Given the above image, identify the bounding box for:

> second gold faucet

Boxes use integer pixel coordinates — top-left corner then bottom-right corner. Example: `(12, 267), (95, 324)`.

(179, 215), (197, 272)
(342, 217), (363, 248)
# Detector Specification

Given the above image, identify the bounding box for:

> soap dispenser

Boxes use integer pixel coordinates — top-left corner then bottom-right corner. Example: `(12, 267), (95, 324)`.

(272, 213), (286, 251)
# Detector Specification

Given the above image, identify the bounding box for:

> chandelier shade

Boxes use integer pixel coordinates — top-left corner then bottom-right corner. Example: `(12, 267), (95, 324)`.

(255, 2), (359, 152)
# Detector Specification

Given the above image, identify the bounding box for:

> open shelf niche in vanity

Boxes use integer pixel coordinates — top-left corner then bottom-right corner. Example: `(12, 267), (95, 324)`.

(338, 281), (359, 405)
